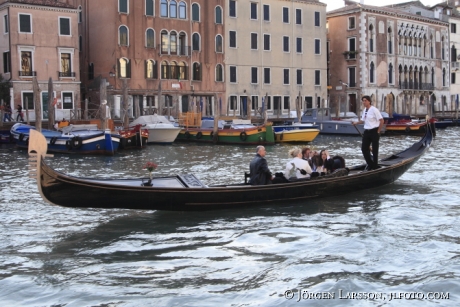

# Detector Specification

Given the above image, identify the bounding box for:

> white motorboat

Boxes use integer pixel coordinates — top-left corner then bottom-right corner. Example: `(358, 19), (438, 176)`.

(129, 115), (180, 144)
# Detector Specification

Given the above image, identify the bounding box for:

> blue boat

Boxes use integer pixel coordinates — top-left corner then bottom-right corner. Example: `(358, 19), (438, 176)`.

(10, 123), (120, 155)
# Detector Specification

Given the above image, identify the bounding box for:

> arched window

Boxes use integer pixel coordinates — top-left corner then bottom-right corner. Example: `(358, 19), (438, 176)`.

(170, 31), (177, 54)
(387, 27), (392, 54)
(215, 6), (222, 24)
(170, 0), (177, 18)
(119, 57), (129, 78)
(443, 68), (446, 86)
(161, 60), (169, 79)
(161, 30), (169, 54)
(388, 63), (393, 84)
(161, 0), (168, 17)
(216, 64), (223, 82)
(178, 61), (187, 80)
(369, 24), (374, 53)
(178, 32), (187, 55)
(78, 5), (82, 23)
(192, 33), (200, 51)
(146, 0), (154, 16)
(146, 29), (155, 48)
(370, 62), (375, 83)
(215, 35), (223, 53)
(146, 59), (156, 79)
(179, 2), (186, 19)
(119, 25), (128, 46)
(431, 67), (435, 85)
(193, 62), (201, 80)
(192, 3), (200, 21)
(452, 45), (457, 62)
(441, 36), (445, 60)
(119, 0), (128, 13)
(170, 61), (178, 79)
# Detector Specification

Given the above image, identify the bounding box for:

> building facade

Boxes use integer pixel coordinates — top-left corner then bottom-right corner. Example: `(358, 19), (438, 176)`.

(225, 0), (328, 118)
(77, 0), (225, 119)
(0, 0), (80, 121)
(327, 2), (450, 117)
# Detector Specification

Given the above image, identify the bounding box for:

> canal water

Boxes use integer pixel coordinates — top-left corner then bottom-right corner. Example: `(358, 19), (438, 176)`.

(0, 128), (459, 306)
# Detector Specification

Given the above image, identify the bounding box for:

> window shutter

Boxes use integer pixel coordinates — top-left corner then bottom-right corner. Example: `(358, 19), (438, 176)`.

(127, 60), (131, 78)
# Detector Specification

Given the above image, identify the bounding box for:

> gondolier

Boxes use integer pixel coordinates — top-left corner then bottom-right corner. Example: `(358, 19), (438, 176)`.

(352, 95), (384, 170)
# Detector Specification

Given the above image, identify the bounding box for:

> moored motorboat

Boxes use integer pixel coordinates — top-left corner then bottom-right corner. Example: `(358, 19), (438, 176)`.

(11, 123), (120, 155)
(176, 118), (275, 145)
(27, 121), (434, 211)
(129, 115), (180, 144)
(384, 113), (427, 135)
(118, 124), (149, 149)
(274, 128), (320, 142)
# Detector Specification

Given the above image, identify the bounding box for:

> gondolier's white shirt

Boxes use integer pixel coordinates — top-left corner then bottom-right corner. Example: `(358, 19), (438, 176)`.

(362, 106), (383, 130)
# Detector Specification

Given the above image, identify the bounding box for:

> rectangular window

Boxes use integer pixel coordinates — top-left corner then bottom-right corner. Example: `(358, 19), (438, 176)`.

(348, 17), (355, 29)
(146, 0), (154, 16)
(296, 9), (301, 25)
(314, 11), (320, 27)
(3, 15), (8, 33)
(229, 0), (236, 17)
(251, 96), (258, 111)
(59, 18), (70, 36)
(62, 92), (73, 110)
(305, 96), (313, 109)
(251, 67), (258, 84)
(283, 96), (290, 110)
(263, 4), (270, 21)
(251, 33), (258, 50)
(22, 92), (34, 110)
(283, 69), (289, 85)
(229, 96), (237, 110)
(283, 7), (289, 23)
(283, 36), (289, 52)
(348, 67), (356, 87)
(3, 51), (10, 74)
(264, 34), (270, 51)
(264, 67), (270, 84)
(119, 0), (128, 13)
(452, 73), (456, 84)
(20, 51), (32, 76)
(250, 3), (257, 20)
(314, 70), (320, 85)
(19, 14), (31, 33)
(451, 23), (457, 34)
(296, 69), (302, 85)
(315, 39), (320, 54)
(296, 37), (302, 53)
(60, 53), (72, 76)
(230, 66), (237, 83)
(229, 31), (236, 48)
(348, 37), (356, 59)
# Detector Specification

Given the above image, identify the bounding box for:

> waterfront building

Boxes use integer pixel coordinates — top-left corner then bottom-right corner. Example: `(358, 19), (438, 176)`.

(327, 1), (450, 117)
(77, 0), (225, 119)
(225, 0), (328, 118)
(0, 0), (80, 121)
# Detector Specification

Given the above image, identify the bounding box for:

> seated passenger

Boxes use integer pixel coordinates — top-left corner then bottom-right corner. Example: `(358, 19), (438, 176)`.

(301, 147), (313, 168)
(284, 147), (312, 180)
(249, 145), (274, 185)
(317, 150), (334, 174)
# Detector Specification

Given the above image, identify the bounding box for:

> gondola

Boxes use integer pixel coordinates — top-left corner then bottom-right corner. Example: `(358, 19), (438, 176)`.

(28, 122), (434, 211)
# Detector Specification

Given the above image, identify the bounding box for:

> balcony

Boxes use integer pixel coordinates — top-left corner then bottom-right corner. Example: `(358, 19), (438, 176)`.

(59, 71), (76, 78)
(342, 50), (358, 60)
(399, 81), (434, 90)
(159, 44), (191, 57)
(19, 71), (36, 77)
(452, 62), (460, 71)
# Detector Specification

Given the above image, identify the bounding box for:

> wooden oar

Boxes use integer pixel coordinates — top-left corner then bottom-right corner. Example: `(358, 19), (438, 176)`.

(353, 123), (363, 137)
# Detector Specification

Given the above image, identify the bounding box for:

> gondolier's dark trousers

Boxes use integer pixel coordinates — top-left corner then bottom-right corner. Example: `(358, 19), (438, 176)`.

(362, 127), (380, 170)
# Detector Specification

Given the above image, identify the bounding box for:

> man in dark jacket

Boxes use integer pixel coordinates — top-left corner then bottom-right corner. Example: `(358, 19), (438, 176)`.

(249, 146), (273, 185)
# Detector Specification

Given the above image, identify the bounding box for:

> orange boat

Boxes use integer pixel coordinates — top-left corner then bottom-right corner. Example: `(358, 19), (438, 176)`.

(384, 113), (427, 135)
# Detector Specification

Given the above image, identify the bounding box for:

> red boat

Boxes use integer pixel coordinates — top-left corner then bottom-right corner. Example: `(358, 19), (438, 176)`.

(118, 124), (149, 149)
(384, 113), (427, 135)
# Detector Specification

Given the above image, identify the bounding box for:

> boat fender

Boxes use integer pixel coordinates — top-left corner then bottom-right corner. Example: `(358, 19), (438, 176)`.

(185, 131), (191, 139)
(196, 131), (203, 139)
(72, 136), (83, 149)
(50, 137), (58, 145)
(65, 140), (73, 150)
(240, 131), (248, 141)
(405, 126), (411, 133)
(19, 133), (25, 142)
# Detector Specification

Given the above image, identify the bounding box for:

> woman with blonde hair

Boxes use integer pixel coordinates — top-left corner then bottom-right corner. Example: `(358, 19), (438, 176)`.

(284, 147), (312, 180)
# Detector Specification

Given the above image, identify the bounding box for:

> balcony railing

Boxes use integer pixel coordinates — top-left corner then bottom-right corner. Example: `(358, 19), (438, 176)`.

(159, 44), (191, 56)
(19, 71), (36, 77)
(58, 71), (76, 78)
